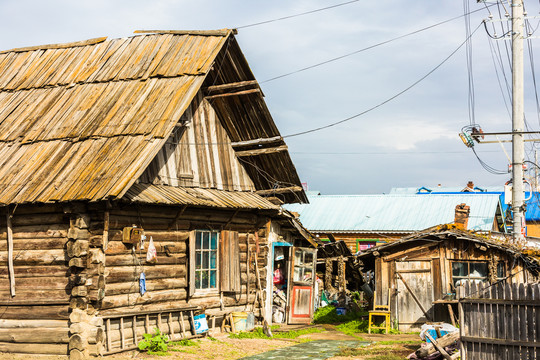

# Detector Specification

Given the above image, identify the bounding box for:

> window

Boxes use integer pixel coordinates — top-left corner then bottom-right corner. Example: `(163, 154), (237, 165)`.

(189, 230), (240, 296)
(355, 239), (378, 252)
(452, 261), (488, 287)
(194, 231), (218, 291)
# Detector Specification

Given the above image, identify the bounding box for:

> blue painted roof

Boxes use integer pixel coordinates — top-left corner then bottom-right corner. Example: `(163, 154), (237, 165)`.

(390, 186), (540, 221)
(284, 193), (502, 233)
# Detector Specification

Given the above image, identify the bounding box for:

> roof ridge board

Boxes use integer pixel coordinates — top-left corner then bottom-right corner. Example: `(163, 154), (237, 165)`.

(134, 29), (235, 37)
(0, 37), (108, 55)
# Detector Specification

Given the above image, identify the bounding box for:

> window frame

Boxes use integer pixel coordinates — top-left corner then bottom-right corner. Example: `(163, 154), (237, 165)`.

(451, 260), (489, 287)
(190, 230), (220, 296)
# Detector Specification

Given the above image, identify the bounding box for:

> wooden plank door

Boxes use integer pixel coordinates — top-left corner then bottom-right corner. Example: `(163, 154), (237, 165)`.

(288, 247), (316, 324)
(395, 260), (434, 331)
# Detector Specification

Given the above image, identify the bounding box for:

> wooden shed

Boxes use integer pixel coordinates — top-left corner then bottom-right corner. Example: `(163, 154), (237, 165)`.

(0, 30), (318, 358)
(357, 225), (540, 331)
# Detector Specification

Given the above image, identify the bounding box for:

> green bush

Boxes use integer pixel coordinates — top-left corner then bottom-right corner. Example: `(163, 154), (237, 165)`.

(138, 327), (169, 354)
(313, 305), (368, 324)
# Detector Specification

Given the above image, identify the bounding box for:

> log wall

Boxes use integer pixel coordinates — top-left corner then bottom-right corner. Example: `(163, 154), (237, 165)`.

(0, 204), (71, 355)
(86, 203), (270, 354)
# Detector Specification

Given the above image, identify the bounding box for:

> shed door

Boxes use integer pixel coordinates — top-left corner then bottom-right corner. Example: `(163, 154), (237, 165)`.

(288, 247), (316, 324)
(395, 260), (433, 331)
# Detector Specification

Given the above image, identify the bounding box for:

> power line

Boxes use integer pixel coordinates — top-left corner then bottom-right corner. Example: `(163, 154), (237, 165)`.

(260, 4), (495, 84)
(283, 22), (483, 139)
(236, 0), (359, 29)
(291, 150), (500, 155)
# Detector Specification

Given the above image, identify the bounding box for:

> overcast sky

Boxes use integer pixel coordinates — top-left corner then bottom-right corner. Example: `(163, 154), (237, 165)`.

(2, 0), (540, 194)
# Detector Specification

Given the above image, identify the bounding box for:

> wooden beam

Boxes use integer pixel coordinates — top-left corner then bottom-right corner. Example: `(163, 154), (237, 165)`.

(0, 37), (107, 54)
(255, 186), (303, 196)
(134, 29), (235, 36)
(231, 136), (283, 148)
(6, 208), (15, 297)
(204, 80), (259, 94)
(204, 88), (261, 100)
(235, 145), (288, 157)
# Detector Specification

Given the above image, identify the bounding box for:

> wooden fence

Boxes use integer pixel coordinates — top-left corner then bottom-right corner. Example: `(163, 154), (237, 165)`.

(458, 281), (540, 360)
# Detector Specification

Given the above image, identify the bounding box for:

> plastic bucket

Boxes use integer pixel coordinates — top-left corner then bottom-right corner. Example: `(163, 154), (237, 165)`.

(336, 307), (347, 315)
(246, 312), (255, 330)
(232, 312), (247, 331)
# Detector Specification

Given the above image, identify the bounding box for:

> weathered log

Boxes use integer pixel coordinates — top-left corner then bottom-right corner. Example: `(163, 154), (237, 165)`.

(0, 289), (70, 302)
(69, 333), (86, 351)
(88, 288), (106, 302)
(0, 237), (68, 251)
(88, 248), (105, 264)
(106, 253), (187, 266)
(87, 275), (105, 290)
(0, 305), (69, 319)
(67, 240), (89, 257)
(0, 265), (68, 279)
(69, 257), (85, 269)
(105, 278), (187, 296)
(0, 224), (68, 239)
(0, 319), (68, 328)
(10, 213), (66, 227)
(105, 264), (186, 283)
(0, 341), (68, 354)
(101, 289), (188, 310)
(0, 249), (67, 266)
(105, 240), (187, 255)
(0, 327), (69, 343)
(71, 286), (88, 297)
(0, 276), (69, 289)
(415, 332), (460, 358)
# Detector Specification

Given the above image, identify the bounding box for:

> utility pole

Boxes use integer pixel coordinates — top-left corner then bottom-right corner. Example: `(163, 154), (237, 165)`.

(511, 0), (525, 240)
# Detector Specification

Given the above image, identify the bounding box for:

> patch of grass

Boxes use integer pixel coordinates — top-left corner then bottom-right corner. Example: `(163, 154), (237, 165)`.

(170, 338), (199, 347)
(313, 305), (368, 324)
(228, 326), (323, 339)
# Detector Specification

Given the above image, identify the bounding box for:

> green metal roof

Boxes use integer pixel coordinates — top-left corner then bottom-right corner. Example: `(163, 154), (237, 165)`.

(284, 193), (503, 233)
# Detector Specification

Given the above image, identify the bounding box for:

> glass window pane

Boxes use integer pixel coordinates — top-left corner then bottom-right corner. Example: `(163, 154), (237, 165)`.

(196, 232), (202, 250)
(293, 267), (303, 282)
(210, 270), (217, 288)
(305, 252), (313, 265)
(210, 251), (216, 269)
(202, 271), (209, 289)
(203, 251), (209, 269)
(203, 232), (209, 250)
(196, 251), (202, 269)
(470, 262), (488, 278)
(294, 250), (303, 265)
(497, 261), (506, 278)
(211, 232), (217, 250)
(195, 271), (201, 289)
(452, 262), (467, 277)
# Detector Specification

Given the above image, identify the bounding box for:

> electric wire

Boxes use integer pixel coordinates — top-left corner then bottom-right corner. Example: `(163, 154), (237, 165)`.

(236, 0), (359, 29)
(260, 5), (495, 84)
(282, 22), (483, 139)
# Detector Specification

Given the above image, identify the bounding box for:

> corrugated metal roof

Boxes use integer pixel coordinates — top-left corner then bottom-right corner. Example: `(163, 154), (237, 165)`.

(124, 183), (279, 210)
(284, 193), (502, 233)
(389, 186), (505, 194)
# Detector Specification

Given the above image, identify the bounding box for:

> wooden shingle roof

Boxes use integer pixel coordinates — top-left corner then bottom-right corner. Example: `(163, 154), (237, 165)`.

(0, 30), (307, 205)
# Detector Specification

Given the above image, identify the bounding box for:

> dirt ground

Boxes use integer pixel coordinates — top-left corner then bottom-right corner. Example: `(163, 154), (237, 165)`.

(0, 328), (422, 360)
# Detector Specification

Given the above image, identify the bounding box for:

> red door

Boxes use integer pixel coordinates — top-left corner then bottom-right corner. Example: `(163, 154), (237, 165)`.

(288, 247), (316, 324)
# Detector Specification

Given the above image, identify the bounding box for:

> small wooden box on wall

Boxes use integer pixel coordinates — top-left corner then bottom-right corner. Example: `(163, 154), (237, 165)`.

(122, 227), (144, 245)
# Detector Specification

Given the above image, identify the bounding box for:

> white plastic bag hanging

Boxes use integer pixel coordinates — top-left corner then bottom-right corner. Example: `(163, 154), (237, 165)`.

(146, 236), (157, 263)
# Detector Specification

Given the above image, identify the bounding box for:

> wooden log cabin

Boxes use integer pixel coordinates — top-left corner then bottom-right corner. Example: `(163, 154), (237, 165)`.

(357, 225), (540, 332)
(0, 30), (319, 358)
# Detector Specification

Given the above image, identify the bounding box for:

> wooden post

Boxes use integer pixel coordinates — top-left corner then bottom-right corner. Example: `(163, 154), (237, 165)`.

(6, 208), (15, 297)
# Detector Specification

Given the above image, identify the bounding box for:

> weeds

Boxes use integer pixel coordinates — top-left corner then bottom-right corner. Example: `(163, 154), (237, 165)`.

(138, 327), (169, 355)
(228, 326), (323, 339)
